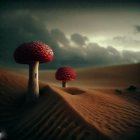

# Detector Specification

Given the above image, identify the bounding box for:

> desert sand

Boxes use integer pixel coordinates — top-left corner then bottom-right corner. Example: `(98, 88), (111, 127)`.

(0, 64), (140, 140)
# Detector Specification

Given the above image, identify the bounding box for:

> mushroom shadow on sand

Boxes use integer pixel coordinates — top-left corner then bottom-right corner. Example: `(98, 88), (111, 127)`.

(14, 42), (53, 101)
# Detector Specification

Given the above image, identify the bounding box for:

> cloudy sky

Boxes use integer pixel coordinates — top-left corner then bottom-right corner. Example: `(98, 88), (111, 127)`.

(0, 0), (140, 69)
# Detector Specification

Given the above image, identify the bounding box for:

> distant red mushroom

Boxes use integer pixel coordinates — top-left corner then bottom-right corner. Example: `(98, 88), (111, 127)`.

(55, 66), (77, 88)
(14, 41), (53, 100)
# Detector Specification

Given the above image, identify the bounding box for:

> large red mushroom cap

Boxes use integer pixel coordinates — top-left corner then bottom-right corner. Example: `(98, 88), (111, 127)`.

(14, 41), (53, 64)
(55, 66), (77, 81)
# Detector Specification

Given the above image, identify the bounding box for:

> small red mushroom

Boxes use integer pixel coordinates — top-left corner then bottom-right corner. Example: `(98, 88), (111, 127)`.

(14, 41), (53, 100)
(55, 66), (77, 88)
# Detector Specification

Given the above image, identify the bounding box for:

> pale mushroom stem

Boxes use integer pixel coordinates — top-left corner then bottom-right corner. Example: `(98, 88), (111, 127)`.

(28, 61), (39, 99)
(62, 81), (66, 88)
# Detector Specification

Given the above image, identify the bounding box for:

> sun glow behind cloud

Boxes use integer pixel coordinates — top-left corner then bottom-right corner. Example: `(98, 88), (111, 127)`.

(89, 33), (140, 52)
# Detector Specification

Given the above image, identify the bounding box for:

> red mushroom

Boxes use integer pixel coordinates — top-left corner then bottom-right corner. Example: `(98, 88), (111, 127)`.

(55, 66), (77, 88)
(14, 41), (53, 100)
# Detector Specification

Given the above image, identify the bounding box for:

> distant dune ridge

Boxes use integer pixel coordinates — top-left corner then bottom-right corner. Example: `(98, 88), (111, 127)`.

(0, 64), (140, 140)
(40, 63), (140, 88)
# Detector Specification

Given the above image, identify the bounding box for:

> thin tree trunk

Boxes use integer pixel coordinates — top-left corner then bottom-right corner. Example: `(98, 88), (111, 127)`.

(62, 81), (66, 88)
(28, 61), (39, 100)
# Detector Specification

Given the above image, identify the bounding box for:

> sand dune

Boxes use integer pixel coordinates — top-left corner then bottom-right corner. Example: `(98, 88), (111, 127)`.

(0, 69), (109, 140)
(53, 86), (140, 140)
(77, 63), (140, 88)
(0, 64), (140, 140)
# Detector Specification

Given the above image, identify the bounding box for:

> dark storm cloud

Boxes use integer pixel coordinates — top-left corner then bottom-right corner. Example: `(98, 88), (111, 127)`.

(1, 0), (140, 13)
(76, 43), (140, 66)
(0, 9), (140, 69)
(135, 25), (140, 32)
(82, 43), (122, 66)
(0, 10), (80, 68)
(51, 29), (69, 46)
(122, 50), (140, 63)
(71, 33), (88, 46)
(0, 10), (62, 68)
(1, 0), (140, 6)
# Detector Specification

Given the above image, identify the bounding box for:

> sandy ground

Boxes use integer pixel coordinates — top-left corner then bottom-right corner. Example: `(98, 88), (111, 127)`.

(40, 63), (140, 88)
(0, 63), (140, 140)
